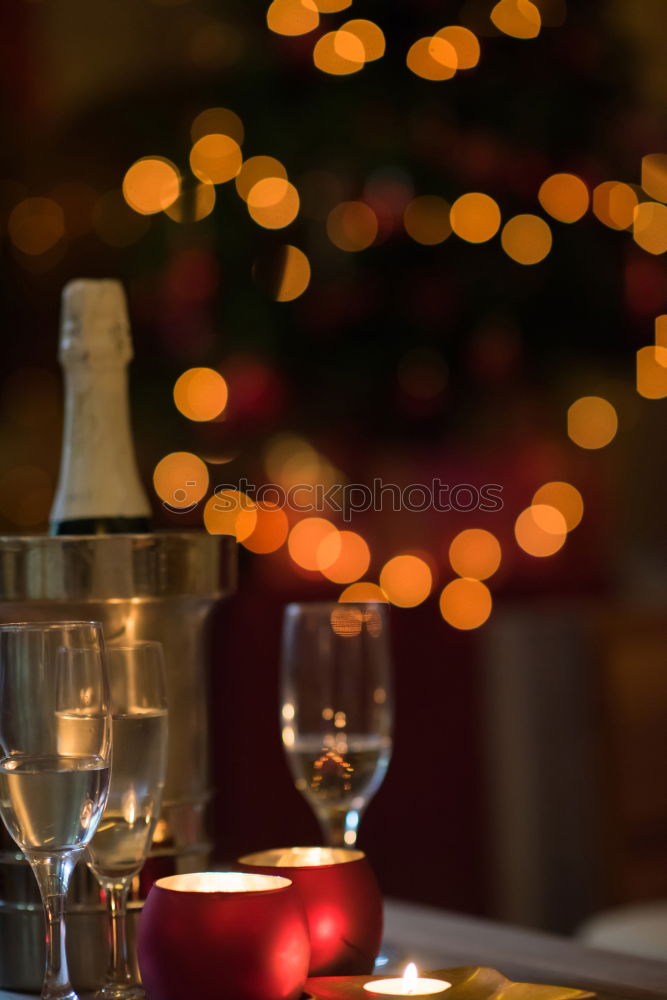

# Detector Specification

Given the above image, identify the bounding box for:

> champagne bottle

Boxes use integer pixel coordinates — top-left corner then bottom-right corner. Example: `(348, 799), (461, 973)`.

(49, 279), (152, 535)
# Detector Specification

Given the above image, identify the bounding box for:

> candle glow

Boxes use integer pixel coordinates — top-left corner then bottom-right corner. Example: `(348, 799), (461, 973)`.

(363, 962), (451, 996)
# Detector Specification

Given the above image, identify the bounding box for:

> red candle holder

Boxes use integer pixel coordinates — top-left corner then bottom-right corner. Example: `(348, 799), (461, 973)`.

(137, 872), (310, 1000)
(238, 847), (383, 977)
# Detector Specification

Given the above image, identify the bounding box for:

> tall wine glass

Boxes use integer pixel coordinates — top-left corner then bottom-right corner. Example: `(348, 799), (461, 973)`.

(280, 602), (393, 848)
(0, 621), (111, 1000)
(86, 641), (168, 1000)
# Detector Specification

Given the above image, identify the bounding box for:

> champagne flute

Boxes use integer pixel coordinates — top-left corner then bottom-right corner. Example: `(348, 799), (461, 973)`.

(280, 602), (393, 848)
(0, 621), (111, 1000)
(86, 641), (168, 1000)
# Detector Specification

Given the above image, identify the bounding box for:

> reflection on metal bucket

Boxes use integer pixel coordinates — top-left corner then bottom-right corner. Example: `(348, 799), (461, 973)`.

(0, 532), (236, 991)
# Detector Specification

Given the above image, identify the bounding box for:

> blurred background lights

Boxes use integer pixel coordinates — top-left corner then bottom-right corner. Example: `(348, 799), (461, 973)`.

(153, 451), (209, 509)
(491, 0), (541, 39)
(439, 578), (492, 630)
(173, 367), (228, 421)
(567, 395), (618, 449)
(448, 529), (501, 580)
(318, 530), (371, 583)
(314, 30), (364, 75)
(312, 0), (351, 10)
(538, 173), (589, 223)
(633, 201), (667, 255)
(514, 504), (567, 557)
(164, 181), (216, 223)
(288, 517), (338, 571)
(247, 178), (300, 229)
(379, 554), (432, 608)
(655, 314), (667, 348)
(636, 345), (667, 399)
(450, 192), (501, 243)
(253, 245), (311, 301)
(191, 107), (244, 146)
(501, 214), (552, 264)
(240, 502), (289, 554)
(339, 582), (388, 602)
(327, 201), (378, 251)
(189, 134), (242, 184)
(236, 157), (288, 202)
(204, 489), (257, 539)
(434, 26), (480, 69)
(403, 196), (451, 245)
(407, 37), (458, 81)
(267, 0), (319, 37)
(592, 181), (637, 230)
(532, 481), (584, 531)
(641, 154), (667, 203)
(340, 20), (386, 61)
(122, 157), (180, 215)
(8, 197), (65, 255)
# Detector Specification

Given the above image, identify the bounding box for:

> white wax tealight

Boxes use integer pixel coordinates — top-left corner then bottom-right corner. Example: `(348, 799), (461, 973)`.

(363, 963), (451, 997)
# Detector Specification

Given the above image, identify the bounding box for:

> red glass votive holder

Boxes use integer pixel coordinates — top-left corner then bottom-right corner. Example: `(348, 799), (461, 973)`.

(238, 847), (383, 977)
(137, 872), (310, 1000)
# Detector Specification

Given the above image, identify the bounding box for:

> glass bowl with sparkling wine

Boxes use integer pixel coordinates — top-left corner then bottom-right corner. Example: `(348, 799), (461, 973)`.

(280, 603), (393, 848)
(85, 641), (168, 1000)
(0, 621), (112, 1000)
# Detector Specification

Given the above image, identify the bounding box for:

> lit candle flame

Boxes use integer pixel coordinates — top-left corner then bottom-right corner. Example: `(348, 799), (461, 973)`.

(403, 964), (418, 995)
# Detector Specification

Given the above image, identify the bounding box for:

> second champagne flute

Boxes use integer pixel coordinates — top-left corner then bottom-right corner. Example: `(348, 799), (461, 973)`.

(86, 641), (168, 1000)
(281, 602), (393, 848)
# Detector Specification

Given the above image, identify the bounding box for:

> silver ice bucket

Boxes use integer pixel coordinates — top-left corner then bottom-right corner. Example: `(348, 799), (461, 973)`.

(0, 531), (236, 991)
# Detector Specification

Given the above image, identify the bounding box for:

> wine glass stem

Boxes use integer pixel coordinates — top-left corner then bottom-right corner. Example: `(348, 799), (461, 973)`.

(28, 851), (79, 1000)
(320, 809), (358, 848)
(103, 879), (135, 991)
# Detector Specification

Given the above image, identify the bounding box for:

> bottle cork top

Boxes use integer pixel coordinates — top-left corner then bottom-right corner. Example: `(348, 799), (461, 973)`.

(59, 279), (132, 364)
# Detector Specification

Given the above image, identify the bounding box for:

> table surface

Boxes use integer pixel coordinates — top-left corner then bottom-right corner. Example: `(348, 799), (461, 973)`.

(2, 899), (665, 999)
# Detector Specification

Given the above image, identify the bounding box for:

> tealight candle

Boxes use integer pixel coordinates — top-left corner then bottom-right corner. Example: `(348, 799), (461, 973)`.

(363, 963), (451, 997)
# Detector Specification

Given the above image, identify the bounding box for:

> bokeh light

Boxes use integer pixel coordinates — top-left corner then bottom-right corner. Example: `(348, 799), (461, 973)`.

(0, 466), (53, 528)
(327, 201), (378, 251)
(164, 181), (216, 223)
(592, 181), (637, 230)
(247, 178), (300, 229)
(241, 502), (289, 554)
(514, 504), (567, 557)
(655, 314), (667, 348)
(252, 245), (311, 302)
(641, 154), (667, 204)
(448, 529), (501, 580)
(204, 489), (257, 539)
(122, 157), (180, 215)
(403, 196), (451, 245)
(312, 0), (351, 10)
(450, 192), (501, 243)
(407, 37), (458, 81)
(434, 26), (480, 69)
(633, 201), (667, 255)
(340, 19), (386, 61)
(567, 395), (618, 449)
(636, 345), (667, 399)
(501, 214), (552, 264)
(491, 0), (541, 39)
(318, 530), (371, 583)
(538, 173), (589, 223)
(8, 198), (65, 255)
(288, 517), (338, 571)
(532, 481), (584, 531)
(314, 30), (365, 75)
(173, 367), (228, 421)
(190, 135), (242, 184)
(191, 107), (244, 146)
(267, 0), (319, 36)
(339, 582), (388, 602)
(236, 157), (288, 202)
(439, 578), (492, 630)
(153, 452), (209, 509)
(379, 554), (432, 608)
